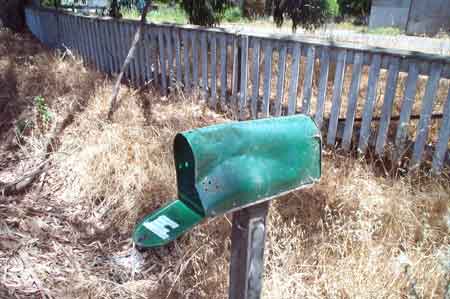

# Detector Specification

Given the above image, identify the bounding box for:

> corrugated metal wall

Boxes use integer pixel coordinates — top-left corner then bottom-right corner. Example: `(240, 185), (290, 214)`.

(406, 0), (450, 35)
(369, 0), (450, 35)
(369, 0), (411, 29)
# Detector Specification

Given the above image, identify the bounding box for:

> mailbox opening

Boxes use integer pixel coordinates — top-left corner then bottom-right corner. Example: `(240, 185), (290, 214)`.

(174, 133), (204, 216)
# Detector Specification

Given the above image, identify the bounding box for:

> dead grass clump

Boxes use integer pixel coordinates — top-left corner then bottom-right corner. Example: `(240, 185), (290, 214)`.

(58, 85), (227, 234)
(265, 154), (450, 298)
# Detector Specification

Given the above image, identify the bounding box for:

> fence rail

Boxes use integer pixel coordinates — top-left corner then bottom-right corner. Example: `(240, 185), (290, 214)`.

(24, 6), (450, 173)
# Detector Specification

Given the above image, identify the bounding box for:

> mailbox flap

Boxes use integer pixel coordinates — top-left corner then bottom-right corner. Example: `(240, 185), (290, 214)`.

(133, 199), (203, 248)
(174, 114), (321, 217)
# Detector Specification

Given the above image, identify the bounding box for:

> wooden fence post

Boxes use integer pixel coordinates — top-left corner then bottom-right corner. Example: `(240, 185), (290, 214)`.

(229, 201), (269, 299)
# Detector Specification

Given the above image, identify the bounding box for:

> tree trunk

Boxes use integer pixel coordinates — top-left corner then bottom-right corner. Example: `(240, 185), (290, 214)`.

(0, 0), (27, 32)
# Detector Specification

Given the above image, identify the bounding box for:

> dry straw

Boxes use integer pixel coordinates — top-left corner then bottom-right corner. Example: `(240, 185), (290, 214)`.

(0, 28), (449, 299)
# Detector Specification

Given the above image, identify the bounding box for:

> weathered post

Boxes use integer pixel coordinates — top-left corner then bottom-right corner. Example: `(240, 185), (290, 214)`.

(229, 202), (269, 299)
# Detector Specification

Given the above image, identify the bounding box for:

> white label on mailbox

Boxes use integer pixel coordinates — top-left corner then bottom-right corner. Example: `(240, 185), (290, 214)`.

(143, 215), (179, 240)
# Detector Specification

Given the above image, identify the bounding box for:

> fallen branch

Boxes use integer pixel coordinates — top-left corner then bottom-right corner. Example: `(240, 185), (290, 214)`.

(107, 0), (152, 121)
(0, 159), (49, 196)
(0, 100), (79, 196)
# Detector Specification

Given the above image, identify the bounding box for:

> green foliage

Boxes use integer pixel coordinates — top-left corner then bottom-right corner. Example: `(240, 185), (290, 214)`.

(41, 0), (61, 7)
(222, 6), (243, 23)
(326, 0), (340, 18)
(34, 96), (52, 124)
(120, 6), (141, 19)
(180, 0), (227, 26)
(337, 0), (371, 17)
(121, 3), (188, 24)
(273, 0), (329, 31)
(148, 3), (187, 24)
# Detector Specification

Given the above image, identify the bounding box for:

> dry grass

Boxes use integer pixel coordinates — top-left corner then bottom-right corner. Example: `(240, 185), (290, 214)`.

(1, 28), (449, 299)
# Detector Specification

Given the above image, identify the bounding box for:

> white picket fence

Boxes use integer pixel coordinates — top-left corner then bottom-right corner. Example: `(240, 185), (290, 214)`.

(24, 6), (450, 173)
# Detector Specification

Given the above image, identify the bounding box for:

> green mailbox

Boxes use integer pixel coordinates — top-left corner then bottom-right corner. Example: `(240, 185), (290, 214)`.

(133, 114), (321, 248)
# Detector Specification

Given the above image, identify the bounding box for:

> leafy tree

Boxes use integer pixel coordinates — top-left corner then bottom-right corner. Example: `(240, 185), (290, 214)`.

(180, 0), (228, 27)
(337, 0), (371, 17)
(273, 0), (332, 31)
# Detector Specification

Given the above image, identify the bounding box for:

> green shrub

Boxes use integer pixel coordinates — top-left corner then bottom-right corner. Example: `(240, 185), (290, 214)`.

(222, 6), (243, 23)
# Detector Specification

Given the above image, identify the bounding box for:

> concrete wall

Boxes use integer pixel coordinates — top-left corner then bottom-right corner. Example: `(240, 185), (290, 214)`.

(369, 0), (411, 29)
(406, 0), (450, 35)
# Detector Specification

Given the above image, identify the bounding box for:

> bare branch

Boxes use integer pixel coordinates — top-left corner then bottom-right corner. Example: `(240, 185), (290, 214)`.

(107, 0), (153, 120)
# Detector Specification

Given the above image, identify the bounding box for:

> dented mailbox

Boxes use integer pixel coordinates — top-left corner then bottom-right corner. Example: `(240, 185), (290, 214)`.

(133, 114), (322, 248)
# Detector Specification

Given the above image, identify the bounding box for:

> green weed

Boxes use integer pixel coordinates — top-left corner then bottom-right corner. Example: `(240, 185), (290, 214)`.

(34, 95), (53, 124)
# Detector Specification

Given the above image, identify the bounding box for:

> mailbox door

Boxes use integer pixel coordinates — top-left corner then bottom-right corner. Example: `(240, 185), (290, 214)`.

(133, 199), (203, 248)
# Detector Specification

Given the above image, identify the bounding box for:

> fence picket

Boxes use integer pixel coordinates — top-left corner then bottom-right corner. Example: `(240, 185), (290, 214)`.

(232, 36), (240, 110)
(220, 34), (228, 106)
(78, 18), (88, 62)
(42, 13), (48, 45)
(375, 57), (401, 156)
(393, 61), (419, 161)
(98, 20), (108, 73)
(262, 41), (273, 118)
(74, 17), (82, 59)
(142, 26), (152, 82)
(432, 86), (450, 172)
(137, 27), (146, 84)
(251, 38), (261, 119)
(201, 32), (208, 95)
(287, 43), (301, 116)
(150, 27), (160, 87)
(103, 21), (113, 74)
(191, 32), (199, 88)
(327, 49), (347, 146)
(124, 23), (134, 84)
(85, 18), (94, 66)
(109, 20), (119, 73)
(173, 29), (182, 85)
(84, 18), (92, 67)
(315, 47), (330, 127)
(342, 52), (364, 151)
(165, 28), (174, 86)
(106, 21), (115, 74)
(301, 46), (316, 115)
(274, 43), (287, 117)
(124, 23), (132, 79)
(66, 15), (74, 54)
(92, 19), (102, 71)
(210, 34), (218, 108)
(158, 27), (168, 95)
(410, 62), (443, 168)
(131, 23), (140, 85)
(358, 54), (382, 153)
(108, 21), (117, 74)
(239, 35), (249, 119)
(182, 31), (191, 91)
